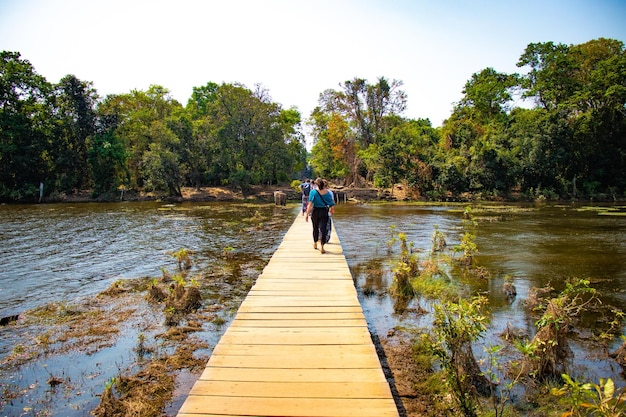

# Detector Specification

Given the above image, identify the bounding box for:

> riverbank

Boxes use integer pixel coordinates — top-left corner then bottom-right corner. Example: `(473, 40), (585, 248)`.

(38, 185), (625, 205)
(40, 184), (410, 204)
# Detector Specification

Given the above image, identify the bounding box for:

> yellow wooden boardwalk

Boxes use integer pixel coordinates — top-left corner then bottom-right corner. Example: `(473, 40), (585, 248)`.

(177, 214), (399, 417)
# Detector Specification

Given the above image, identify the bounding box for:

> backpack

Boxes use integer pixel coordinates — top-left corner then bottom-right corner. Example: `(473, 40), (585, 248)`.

(302, 182), (311, 196)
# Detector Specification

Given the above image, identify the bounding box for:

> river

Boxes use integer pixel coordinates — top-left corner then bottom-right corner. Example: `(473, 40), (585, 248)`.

(1, 201), (625, 415)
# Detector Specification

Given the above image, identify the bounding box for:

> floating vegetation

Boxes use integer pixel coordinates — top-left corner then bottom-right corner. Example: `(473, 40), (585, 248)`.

(576, 205), (626, 216)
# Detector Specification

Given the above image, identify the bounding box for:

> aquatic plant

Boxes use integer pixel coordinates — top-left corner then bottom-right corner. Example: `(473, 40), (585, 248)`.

(93, 363), (175, 417)
(390, 233), (418, 299)
(211, 315), (226, 327)
(431, 296), (492, 417)
(431, 224), (447, 253)
(134, 333), (151, 360)
(386, 224), (398, 254)
(172, 248), (192, 271)
(222, 246), (236, 259)
(147, 280), (167, 302)
(412, 259), (457, 302)
(461, 206), (479, 227)
(453, 232), (478, 266)
(552, 374), (626, 417)
(481, 343), (525, 417)
(163, 276), (203, 326)
(160, 268), (172, 282)
(521, 279), (598, 380)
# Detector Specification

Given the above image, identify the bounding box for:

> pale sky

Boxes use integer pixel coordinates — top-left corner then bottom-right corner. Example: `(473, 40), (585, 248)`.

(1, 0), (625, 134)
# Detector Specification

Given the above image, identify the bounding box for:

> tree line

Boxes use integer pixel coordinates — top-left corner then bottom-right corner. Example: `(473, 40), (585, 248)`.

(1, 37), (625, 202)
(0, 51), (307, 201)
(310, 37), (626, 200)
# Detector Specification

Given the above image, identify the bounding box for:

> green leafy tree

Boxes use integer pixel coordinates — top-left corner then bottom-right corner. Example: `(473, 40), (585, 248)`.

(186, 81), (219, 118)
(88, 130), (127, 195)
(278, 107), (307, 180)
(516, 38), (626, 197)
(52, 74), (98, 191)
(517, 41), (578, 110)
(97, 85), (183, 190)
(0, 51), (54, 201)
(458, 67), (519, 123)
(142, 141), (182, 196)
(438, 68), (518, 196)
(372, 117), (438, 194)
(204, 83), (303, 191)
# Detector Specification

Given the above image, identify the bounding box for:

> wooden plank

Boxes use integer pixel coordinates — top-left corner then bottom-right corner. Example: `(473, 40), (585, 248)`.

(206, 352), (382, 369)
(232, 312), (365, 320)
(239, 299), (362, 307)
(211, 343), (378, 357)
(250, 279), (356, 290)
(219, 327), (373, 345)
(187, 380), (393, 398)
(229, 319), (367, 328)
(243, 294), (359, 302)
(248, 288), (357, 295)
(178, 396), (398, 417)
(235, 305), (364, 313)
(251, 279), (356, 288)
(198, 367), (388, 383)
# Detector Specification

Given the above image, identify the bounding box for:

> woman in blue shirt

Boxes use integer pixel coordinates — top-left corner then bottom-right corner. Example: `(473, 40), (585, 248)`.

(305, 178), (335, 254)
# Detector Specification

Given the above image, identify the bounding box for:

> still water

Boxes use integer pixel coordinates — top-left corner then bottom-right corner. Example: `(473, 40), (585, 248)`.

(0, 201), (625, 415)
(333, 203), (626, 322)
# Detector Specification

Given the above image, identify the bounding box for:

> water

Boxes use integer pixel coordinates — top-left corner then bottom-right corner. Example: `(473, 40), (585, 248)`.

(1, 201), (625, 415)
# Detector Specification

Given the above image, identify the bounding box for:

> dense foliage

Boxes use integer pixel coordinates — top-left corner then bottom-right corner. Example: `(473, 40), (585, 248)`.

(1, 37), (624, 202)
(0, 51), (307, 201)
(309, 38), (626, 200)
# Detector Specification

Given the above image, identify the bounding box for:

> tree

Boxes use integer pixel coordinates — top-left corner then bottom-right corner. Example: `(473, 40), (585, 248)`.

(517, 38), (626, 196)
(204, 83), (303, 191)
(377, 117), (438, 195)
(314, 77), (407, 186)
(457, 68), (519, 123)
(0, 51), (53, 201)
(517, 41), (578, 110)
(142, 140), (182, 197)
(97, 86), (183, 190)
(186, 82), (219, 119)
(52, 74), (98, 191)
(308, 107), (350, 180)
(88, 129), (127, 195)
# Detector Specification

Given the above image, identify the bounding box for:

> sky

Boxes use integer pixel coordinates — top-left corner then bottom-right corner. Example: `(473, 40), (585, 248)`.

(1, 0), (626, 137)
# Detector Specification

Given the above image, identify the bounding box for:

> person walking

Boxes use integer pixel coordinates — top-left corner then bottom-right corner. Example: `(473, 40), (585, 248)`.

(305, 178), (335, 254)
(299, 178), (312, 216)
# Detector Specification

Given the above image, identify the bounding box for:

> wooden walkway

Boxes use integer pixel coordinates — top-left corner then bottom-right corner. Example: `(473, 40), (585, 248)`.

(177, 214), (399, 417)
